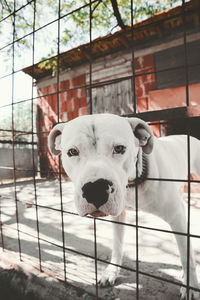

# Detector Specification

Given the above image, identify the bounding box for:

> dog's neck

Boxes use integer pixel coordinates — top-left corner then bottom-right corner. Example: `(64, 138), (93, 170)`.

(126, 149), (148, 188)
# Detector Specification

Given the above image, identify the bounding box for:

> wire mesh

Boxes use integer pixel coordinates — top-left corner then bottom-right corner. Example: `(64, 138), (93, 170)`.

(0, 0), (200, 299)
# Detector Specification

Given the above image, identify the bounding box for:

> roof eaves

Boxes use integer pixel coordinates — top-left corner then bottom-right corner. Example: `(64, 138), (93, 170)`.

(23, 0), (200, 80)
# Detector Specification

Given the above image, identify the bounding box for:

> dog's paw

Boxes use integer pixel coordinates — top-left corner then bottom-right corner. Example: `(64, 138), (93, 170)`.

(180, 287), (200, 300)
(98, 266), (119, 287)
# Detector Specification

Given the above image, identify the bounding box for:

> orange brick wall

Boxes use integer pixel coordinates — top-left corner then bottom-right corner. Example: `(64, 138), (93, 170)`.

(135, 54), (160, 137)
(37, 74), (87, 177)
(135, 54), (156, 112)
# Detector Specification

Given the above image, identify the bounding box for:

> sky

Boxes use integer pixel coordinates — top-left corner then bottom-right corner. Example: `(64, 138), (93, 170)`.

(0, 0), (105, 110)
(0, 72), (34, 107)
(0, 0), (184, 114)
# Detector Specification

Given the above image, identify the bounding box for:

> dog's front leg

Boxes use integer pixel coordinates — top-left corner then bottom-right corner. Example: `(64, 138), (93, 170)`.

(99, 211), (126, 286)
(168, 201), (200, 300)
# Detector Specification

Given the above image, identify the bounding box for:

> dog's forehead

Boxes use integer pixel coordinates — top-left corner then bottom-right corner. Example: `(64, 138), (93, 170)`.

(63, 114), (131, 142)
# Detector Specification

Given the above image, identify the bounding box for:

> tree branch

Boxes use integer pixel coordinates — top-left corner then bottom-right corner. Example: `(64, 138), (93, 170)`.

(1, 0), (12, 13)
(110, 0), (127, 29)
(92, 0), (102, 14)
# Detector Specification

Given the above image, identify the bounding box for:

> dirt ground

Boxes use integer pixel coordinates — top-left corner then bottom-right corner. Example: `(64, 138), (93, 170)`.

(0, 178), (200, 299)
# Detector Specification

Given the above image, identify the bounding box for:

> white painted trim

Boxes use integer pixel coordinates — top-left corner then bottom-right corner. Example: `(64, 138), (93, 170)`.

(135, 31), (200, 58)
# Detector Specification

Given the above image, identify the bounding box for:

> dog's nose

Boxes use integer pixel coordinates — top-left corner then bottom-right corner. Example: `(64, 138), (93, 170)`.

(82, 179), (114, 209)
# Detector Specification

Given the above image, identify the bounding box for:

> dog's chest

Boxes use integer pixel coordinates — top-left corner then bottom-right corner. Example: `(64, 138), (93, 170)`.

(125, 183), (158, 214)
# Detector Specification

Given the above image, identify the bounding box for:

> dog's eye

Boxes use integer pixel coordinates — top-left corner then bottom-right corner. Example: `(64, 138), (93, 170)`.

(113, 145), (126, 154)
(67, 148), (79, 157)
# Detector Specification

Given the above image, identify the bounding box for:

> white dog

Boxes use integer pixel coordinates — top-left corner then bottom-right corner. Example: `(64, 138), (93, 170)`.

(48, 113), (200, 299)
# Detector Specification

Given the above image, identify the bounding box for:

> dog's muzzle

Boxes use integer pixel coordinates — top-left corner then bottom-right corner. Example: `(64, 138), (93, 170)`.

(82, 178), (114, 209)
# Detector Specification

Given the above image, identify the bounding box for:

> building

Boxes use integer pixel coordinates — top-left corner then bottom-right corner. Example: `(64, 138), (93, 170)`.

(23, 0), (200, 177)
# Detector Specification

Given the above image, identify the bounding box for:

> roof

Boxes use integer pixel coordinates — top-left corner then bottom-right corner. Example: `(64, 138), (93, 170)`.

(23, 0), (200, 80)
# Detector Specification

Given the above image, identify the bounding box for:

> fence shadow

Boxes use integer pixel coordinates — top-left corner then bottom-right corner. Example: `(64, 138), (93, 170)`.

(0, 180), (199, 300)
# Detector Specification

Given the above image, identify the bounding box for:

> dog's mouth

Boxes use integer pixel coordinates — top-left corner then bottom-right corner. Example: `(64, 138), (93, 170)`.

(89, 210), (109, 218)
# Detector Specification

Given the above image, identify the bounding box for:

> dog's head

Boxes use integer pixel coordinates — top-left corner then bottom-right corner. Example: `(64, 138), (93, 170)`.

(48, 114), (154, 217)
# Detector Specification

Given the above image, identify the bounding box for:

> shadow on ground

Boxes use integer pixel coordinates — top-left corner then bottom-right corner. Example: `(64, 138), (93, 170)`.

(0, 179), (199, 299)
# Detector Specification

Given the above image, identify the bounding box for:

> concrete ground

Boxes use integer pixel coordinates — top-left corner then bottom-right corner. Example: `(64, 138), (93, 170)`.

(0, 178), (200, 300)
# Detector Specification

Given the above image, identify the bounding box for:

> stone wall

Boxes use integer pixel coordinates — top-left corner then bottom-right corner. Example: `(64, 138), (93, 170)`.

(0, 148), (38, 180)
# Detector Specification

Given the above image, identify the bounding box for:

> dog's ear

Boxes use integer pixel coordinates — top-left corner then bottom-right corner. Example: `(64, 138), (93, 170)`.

(126, 118), (154, 154)
(48, 123), (65, 156)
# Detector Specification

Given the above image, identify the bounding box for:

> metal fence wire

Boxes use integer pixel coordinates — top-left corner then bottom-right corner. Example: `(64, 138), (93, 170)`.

(0, 0), (200, 299)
